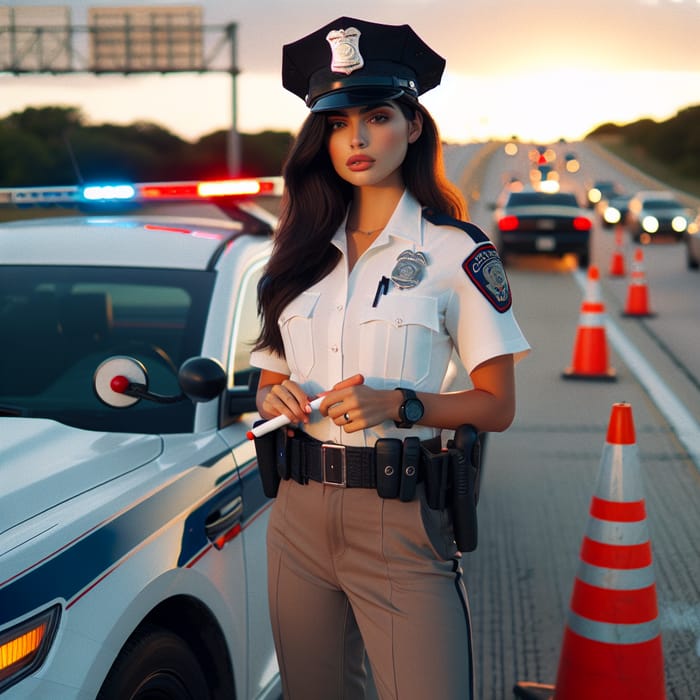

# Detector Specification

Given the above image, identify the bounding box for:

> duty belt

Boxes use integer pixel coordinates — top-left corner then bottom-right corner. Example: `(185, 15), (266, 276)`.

(287, 434), (440, 489)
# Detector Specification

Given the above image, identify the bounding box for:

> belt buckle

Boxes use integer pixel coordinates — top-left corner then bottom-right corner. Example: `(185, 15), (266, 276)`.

(321, 443), (346, 487)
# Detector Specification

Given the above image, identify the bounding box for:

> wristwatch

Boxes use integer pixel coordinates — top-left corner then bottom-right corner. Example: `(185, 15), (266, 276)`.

(394, 388), (424, 429)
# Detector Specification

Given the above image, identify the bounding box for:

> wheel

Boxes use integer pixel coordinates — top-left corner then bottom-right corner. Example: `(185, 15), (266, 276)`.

(97, 624), (210, 700)
(577, 250), (590, 269)
(688, 245), (699, 270)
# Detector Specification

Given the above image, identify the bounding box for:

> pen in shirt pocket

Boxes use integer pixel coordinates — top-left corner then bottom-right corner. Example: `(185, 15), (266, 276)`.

(372, 276), (390, 307)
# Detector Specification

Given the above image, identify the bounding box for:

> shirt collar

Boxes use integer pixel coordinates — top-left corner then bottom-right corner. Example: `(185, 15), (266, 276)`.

(331, 189), (424, 251)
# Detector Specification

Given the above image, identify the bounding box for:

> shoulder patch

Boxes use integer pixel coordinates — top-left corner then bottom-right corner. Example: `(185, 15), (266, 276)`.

(462, 243), (512, 313)
(422, 207), (490, 244)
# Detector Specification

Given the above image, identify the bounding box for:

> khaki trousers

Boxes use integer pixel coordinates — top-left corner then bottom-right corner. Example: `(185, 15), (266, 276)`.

(267, 478), (474, 700)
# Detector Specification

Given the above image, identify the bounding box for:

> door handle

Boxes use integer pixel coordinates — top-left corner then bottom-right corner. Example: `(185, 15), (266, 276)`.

(205, 496), (243, 549)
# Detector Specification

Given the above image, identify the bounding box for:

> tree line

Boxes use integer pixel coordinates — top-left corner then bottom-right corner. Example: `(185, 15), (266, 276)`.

(1, 104), (698, 188)
(0, 106), (294, 186)
(588, 104), (700, 180)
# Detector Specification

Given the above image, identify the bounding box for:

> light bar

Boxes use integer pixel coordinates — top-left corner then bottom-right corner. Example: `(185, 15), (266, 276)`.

(0, 177), (284, 208)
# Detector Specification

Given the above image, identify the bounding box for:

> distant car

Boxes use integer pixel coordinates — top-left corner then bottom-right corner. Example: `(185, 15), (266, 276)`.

(0, 178), (282, 699)
(586, 179), (621, 209)
(599, 193), (632, 228)
(563, 152), (580, 173)
(493, 189), (592, 267)
(626, 190), (689, 243)
(684, 212), (700, 269)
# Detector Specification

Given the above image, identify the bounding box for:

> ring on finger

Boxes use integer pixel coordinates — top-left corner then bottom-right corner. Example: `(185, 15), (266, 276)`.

(343, 412), (351, 423)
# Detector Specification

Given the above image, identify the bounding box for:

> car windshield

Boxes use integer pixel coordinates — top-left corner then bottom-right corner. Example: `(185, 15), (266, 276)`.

(644, 199), (682, 210)
(507, 192), (579, 207)
(0, 266), (215, 433)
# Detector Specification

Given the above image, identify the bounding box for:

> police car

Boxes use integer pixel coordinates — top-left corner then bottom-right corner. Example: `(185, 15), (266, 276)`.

(0, 178), (282, 698)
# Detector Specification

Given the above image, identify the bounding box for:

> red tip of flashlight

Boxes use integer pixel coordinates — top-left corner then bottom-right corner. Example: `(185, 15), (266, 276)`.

(110, 375), (130, 393)
(246, 431), (255, 440)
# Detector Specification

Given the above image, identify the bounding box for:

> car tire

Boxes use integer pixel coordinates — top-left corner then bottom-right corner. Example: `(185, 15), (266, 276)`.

(577, 250), (590, 269)
(688, 246), (699, 270)
(97, 624), (211, 700)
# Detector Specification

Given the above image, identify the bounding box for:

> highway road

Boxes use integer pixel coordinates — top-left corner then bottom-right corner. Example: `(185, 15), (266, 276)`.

(443, 141), (700, 699)
(152, 143), (700, 698)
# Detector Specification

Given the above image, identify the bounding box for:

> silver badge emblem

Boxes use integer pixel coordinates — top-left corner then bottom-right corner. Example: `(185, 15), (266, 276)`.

(391, 250), (428, 290)
(326, 27), (364, 75)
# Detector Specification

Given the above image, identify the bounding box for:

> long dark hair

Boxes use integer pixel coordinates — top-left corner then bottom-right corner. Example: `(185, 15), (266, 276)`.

(253, 99), (466, 357)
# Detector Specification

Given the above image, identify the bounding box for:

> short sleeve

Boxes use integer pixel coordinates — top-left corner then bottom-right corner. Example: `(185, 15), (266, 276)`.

(445, 242), (530, 373)
(250, 347), (290, 375)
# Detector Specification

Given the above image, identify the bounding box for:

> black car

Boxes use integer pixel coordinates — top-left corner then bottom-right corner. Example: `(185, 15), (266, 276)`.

(627, 190), (690, 243)
(586, 179), (622, 209)
(493, 189), (592, 267)
(600, 193), (632, 228)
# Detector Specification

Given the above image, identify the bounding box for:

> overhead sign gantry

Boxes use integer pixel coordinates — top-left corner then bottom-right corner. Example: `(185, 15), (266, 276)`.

(0, 5), (241, 173)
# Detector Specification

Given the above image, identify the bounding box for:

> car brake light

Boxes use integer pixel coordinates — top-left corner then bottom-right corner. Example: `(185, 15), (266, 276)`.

(573, 216), (592, 231)
(498, 215), (519, 231)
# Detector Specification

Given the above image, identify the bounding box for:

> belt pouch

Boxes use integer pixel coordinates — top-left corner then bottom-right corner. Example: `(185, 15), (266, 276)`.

(399, 437), (420, 502)
(276, 428), (291, 481)
(422, 446), (448, 510)
(253, 423), (282, 498)
(288, 433), (308, 484)
(375, 438), (402, 498)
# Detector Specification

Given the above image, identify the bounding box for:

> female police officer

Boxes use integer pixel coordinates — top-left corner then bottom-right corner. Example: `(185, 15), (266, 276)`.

(250, 17), (530, 700)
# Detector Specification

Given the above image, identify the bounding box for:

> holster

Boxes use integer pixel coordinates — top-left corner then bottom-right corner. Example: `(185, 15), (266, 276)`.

(447, 425), (481, 553)
(421, 425), (481, 552)
(252, 424), (289, 498)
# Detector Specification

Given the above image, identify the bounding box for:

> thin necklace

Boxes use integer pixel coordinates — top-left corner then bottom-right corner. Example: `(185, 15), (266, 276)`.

(346, 223), (386, 236)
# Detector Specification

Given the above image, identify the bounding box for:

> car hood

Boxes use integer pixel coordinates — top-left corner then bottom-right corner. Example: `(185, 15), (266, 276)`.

(0, 418), (163, 533)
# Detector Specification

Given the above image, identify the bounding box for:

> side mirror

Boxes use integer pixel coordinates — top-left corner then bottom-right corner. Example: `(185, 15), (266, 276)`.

(178, 357), (227, 402)
(94, 355), (227, 407)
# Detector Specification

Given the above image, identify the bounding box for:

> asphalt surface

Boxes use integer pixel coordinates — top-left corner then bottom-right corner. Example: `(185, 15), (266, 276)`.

(447, 142), (700, 700)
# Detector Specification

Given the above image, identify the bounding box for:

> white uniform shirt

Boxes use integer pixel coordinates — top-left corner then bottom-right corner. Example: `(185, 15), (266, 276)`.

(250, 189), (530, 446)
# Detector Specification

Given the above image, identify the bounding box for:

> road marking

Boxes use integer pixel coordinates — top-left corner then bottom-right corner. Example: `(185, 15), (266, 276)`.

(574, 269), (700, 472)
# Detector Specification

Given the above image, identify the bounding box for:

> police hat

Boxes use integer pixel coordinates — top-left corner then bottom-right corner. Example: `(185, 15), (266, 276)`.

(282, 17), (445, 112)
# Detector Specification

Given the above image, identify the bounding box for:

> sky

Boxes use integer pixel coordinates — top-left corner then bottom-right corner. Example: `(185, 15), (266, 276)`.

(1, 0), (699, 144)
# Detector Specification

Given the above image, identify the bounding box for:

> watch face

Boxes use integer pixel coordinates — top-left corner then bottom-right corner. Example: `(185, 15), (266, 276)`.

(404, 399), (424, 422)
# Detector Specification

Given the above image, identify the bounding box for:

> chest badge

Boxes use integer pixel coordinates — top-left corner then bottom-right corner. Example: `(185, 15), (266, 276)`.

(326, 27), (364, 75)
(391, 250), (428, 290)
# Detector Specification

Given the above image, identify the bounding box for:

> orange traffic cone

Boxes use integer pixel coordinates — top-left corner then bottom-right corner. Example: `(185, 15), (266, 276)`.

(608, 224), (626, 277)
(514, 402), (667, 699)
(562, 266), (616, 381)
(622, 248), (655, 317)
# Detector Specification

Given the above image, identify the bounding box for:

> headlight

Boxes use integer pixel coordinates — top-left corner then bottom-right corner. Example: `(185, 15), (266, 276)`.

(642, 215), (659, 233)
(0, 605), (61, 693)
(588, 188), (602, 204)
(672, 215), (687, 233)
(604, 207), (621, 225)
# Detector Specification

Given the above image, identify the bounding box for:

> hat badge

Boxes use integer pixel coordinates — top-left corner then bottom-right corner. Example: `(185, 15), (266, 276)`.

(326, 27), (364, 75)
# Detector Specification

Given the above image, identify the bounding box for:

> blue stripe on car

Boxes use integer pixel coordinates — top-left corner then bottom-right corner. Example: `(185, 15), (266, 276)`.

(0, 452), (269, 627)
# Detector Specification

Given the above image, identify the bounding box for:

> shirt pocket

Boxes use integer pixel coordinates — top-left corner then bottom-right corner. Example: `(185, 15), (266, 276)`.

(358, 294), (439, 387)
(279, 292), (320, 380)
